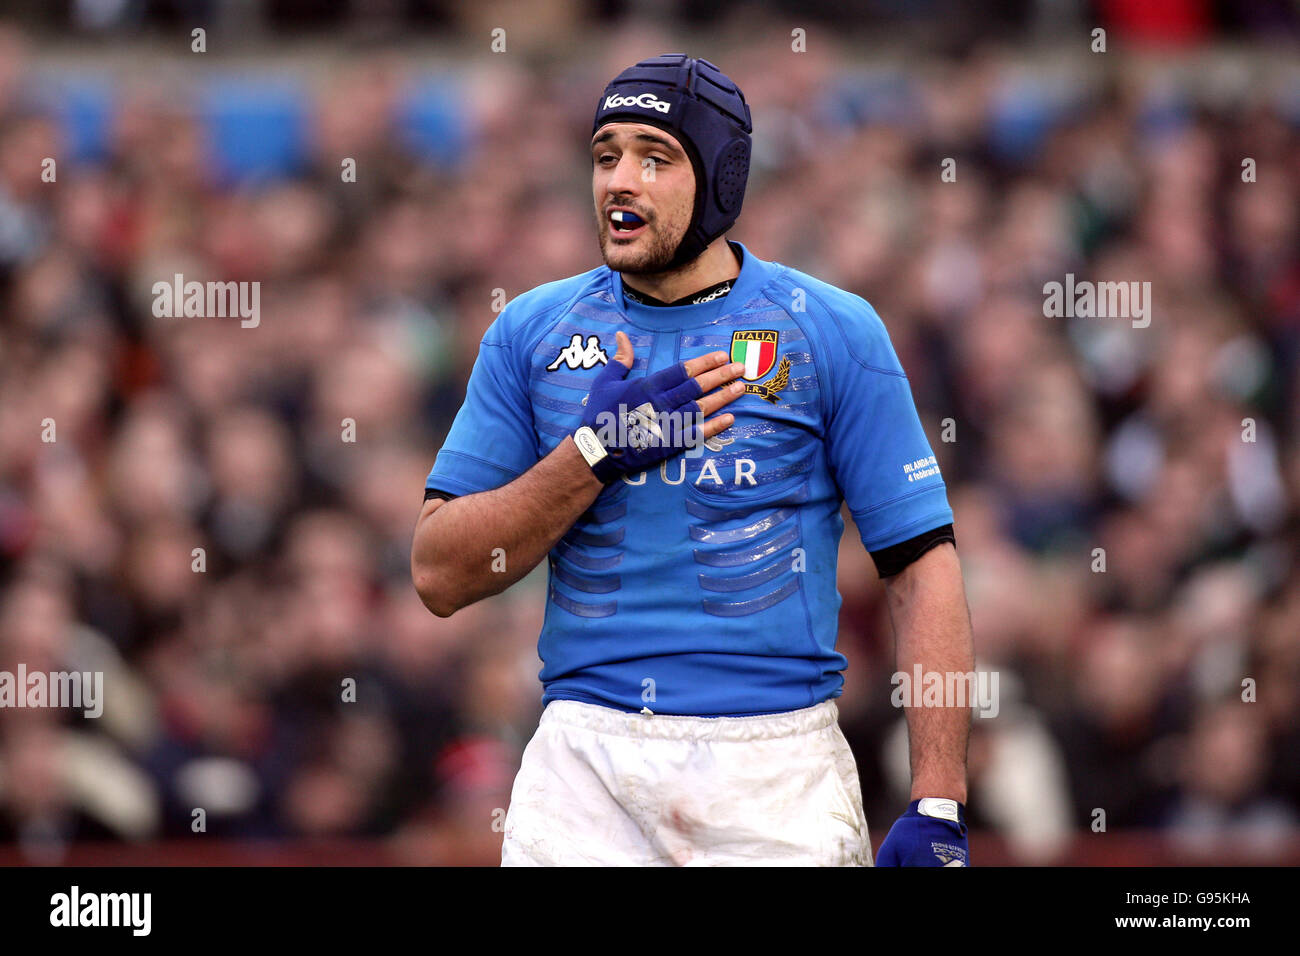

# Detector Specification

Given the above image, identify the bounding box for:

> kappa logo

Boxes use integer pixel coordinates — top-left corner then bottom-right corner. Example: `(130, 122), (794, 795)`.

(547, 334), (609, 371)
(603, 92), (672, 114)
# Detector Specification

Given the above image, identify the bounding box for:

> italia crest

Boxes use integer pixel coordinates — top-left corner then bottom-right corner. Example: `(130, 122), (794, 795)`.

(730, 329), (790, 403)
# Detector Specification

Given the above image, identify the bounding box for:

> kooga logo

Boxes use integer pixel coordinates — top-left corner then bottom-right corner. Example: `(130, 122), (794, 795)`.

(604, 92), (671, 114)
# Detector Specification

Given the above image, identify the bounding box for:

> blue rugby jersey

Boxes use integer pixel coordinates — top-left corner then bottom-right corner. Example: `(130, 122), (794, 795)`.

(425, 242), (952, 716)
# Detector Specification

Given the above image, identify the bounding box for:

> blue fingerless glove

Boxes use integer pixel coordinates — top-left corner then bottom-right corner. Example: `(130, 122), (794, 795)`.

(875, 798), (969, 867)
(572, 354), (706, 483)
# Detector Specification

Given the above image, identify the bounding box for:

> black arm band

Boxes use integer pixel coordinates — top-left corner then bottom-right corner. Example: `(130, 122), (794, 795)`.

(424, 488), (459, 503)
(869, 524), (956, 578)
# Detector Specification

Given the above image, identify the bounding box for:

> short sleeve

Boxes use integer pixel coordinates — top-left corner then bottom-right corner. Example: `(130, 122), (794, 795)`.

(425, 317), (539, 497)
(821, 302), (952, 552)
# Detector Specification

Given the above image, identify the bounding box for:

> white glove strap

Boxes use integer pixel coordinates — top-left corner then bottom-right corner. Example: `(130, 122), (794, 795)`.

(573, 426), (608, 468)
(917, 798), (961, 822)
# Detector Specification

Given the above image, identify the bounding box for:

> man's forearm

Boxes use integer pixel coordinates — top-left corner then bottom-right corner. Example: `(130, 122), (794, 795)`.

(411, 436), (605, 617)
(883, 542), (974, 803)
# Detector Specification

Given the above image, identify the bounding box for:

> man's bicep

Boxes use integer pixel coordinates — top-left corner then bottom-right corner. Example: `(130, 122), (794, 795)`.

(417, 494), (448, 524)
(881, 537), (956, 589)
(870, 523), (955, 578)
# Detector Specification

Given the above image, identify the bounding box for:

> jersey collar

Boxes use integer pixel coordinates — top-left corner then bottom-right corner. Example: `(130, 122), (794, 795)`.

(610, 240), (769, 332)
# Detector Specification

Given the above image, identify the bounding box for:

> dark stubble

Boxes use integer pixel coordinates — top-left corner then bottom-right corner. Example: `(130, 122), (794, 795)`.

(598, 213), (681, 275)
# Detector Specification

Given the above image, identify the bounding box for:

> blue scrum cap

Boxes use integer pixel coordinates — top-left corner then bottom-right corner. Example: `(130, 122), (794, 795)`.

(593, 54), (752, 267)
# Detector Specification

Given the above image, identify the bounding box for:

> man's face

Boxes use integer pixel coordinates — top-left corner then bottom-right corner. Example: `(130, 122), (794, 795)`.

(591, 123), (695, 274)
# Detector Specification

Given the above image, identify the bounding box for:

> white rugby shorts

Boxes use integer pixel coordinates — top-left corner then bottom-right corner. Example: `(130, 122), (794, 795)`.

(500, 698), (872, 866)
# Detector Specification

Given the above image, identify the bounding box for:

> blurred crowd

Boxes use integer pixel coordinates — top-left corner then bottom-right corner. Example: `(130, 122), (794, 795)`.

(0, 15), (1297, 864)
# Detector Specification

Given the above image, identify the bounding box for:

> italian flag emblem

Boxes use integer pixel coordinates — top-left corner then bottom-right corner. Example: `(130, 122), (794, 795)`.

(730, 329), (779, 380)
